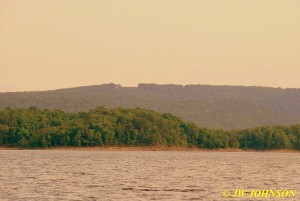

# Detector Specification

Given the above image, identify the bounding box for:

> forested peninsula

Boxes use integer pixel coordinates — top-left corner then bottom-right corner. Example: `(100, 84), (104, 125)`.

(0, 107), (300, 150)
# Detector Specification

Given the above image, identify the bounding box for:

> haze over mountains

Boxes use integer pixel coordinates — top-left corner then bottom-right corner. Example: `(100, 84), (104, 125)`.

(1, 83), (300, 129)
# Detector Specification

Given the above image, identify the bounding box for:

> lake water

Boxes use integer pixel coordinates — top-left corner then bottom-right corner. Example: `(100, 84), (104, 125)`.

(0, 150), (300, 201)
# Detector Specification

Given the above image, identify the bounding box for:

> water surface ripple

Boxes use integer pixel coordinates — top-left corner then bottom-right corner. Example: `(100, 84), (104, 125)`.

(0, 150), (299, 200)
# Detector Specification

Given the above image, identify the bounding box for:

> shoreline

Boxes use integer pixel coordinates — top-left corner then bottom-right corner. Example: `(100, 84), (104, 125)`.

(0, 146), (299, 153)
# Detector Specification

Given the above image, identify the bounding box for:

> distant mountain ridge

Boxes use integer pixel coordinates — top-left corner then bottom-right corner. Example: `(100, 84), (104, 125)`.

(1, 83), (300, 129)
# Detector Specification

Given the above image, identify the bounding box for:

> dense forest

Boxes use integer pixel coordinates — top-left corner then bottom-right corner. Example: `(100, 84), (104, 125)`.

(0, 107), (300, 150)
(1, 84), (300, 129)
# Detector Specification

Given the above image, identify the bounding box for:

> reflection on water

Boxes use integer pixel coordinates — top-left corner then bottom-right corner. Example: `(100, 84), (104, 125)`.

(0, 150), (300, 201)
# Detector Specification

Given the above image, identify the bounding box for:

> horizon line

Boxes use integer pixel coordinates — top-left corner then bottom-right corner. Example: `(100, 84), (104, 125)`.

(1, 83), (299, 93)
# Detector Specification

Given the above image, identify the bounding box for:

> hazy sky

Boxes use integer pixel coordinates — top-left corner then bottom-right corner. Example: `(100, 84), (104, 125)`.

(1, 0), (300, 92)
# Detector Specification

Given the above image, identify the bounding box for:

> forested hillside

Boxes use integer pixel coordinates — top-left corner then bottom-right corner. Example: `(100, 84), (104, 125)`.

(1, 83), (300, 129)
(0, 107), (300, 149)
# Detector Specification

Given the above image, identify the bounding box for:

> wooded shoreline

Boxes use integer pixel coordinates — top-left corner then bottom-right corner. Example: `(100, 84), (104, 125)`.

(1, 107), (300, 150)
(1, 146), (299, 153)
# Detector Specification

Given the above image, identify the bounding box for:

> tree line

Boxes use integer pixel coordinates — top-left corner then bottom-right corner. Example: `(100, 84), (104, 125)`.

(0, 107), (300, 149)
(1, 83), (300, 130)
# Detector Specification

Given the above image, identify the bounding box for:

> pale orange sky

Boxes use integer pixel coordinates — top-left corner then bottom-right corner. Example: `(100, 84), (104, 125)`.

(1, 0), (300, 92)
